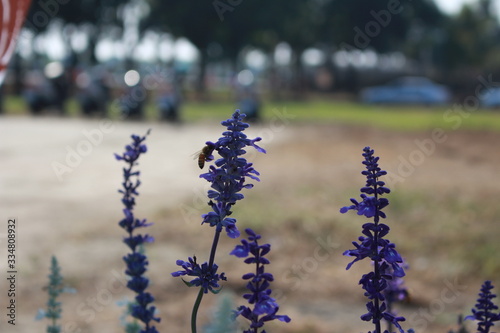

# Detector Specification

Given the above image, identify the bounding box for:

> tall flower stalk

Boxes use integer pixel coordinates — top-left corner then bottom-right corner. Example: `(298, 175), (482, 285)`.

(172, 110), (265, 333)
(465, 281), (500, 333)
(231, 228), (291, 332)
(115, 131), (160, 333)
(340, 147), (407, 333)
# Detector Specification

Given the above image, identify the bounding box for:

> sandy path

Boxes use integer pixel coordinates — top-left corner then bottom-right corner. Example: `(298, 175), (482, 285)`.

(0, 116), (217, 255)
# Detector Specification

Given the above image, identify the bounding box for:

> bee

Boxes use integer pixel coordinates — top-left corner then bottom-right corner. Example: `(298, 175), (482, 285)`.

(194, 143), (215, 169)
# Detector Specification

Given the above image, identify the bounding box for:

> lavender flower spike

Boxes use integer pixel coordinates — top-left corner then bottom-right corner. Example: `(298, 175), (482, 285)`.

(231, 228), (291, 333)
(172, 110), (265, 292)
(172, 111), (265, 333)
(115, 130), (160, 333)
(465, 281), (500, 333)
(340, 147), (408, 333)
(200, 110), (266, 239)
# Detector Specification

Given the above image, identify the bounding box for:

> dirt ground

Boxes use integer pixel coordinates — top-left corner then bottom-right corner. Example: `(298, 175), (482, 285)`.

(1, 114), (499, 333)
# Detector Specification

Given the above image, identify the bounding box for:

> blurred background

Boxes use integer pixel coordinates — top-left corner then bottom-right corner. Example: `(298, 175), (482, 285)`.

(2, 1), (500, 333)
(3, 0), (500, 116)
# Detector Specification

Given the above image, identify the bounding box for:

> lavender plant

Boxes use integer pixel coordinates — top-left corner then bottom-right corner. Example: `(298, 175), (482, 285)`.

(465, 281), (500, 333)
(384, 260), (409, 310)
(172, 110), (265, 333)
(35, 256), (75, 333)
(230, 228), (291, 332)
(115, 130), (160, 333)
(340, 146), (408, 333)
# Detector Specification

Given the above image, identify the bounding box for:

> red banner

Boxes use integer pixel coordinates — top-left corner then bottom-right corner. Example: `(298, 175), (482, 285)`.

(0, 0), (31, 84)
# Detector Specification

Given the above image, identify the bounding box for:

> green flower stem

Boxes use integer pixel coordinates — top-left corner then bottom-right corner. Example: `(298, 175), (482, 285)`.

(191, 287), (204, 333)
(208, 226), (222, 270)
(192, 226), (222, 333)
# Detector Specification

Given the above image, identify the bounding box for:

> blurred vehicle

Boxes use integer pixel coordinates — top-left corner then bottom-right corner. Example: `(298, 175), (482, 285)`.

(360, 76), (450, 105)
(235, 70), (260, 122)
(480, 88), (500, 108)
(22, 62), (69, 114)
(238, 93), (260, 122)
(75, 67), (111, 116)
(156, 82), (181, 122)
(119, 84), (145, 119)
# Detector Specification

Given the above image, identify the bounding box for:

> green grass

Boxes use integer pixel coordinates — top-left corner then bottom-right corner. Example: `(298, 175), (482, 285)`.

(261, 100), (500, 131)
(5, 95), (500, 132)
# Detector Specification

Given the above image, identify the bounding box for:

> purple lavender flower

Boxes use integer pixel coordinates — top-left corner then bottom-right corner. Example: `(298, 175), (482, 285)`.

(199, 110), (265, 239)
(172, 111), (265, 333)
(465, 281), (500, 333)
(384, 260), (410, 307)
(231, 228), (291, 332)
(115, 131), (160, 332)
(172, 256), (227, 294)
(341, 147), (407, 333)
(384, 260), (410, 332)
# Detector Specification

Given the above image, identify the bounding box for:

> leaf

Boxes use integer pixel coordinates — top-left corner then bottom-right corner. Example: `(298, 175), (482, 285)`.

(181, 279), (195, 288)
(210, 286), (224, 295)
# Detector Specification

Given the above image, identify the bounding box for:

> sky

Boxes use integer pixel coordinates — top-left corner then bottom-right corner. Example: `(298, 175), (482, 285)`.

(434, 0), (500, 15)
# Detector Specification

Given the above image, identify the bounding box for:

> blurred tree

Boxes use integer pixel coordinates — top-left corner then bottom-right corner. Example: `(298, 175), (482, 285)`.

(25, 0), (127, 64)
(147, 0), (322, 97)
(254, 0), (323, 97)
(436, 0), (500, 97)
(400, 0), (446, 75)
(441, 0), (499, 71)
(319, 0), (410, 52)
(147, 0), (265, 97)
(400, 1), (445, 52)
(319, 0), (444, 52)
